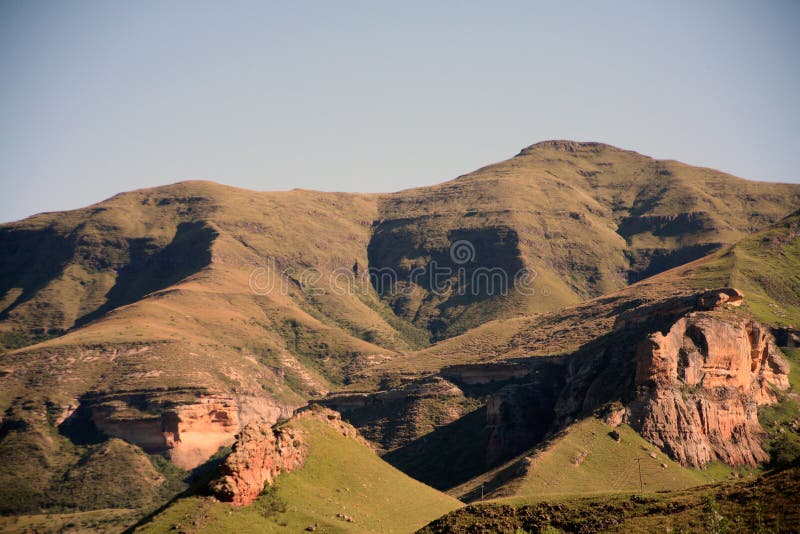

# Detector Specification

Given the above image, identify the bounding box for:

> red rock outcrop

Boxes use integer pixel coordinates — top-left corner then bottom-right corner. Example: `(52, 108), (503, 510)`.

(629, 313), (790, 467)
(162, 397), (241, 469)
(210, 405), (367, 506)
(697, 287), (744, 310)
(614, 287), (744, 331)
(90, 394), (241, 469)
(209, 420), (305, 506)
(75, 391), (298, 470)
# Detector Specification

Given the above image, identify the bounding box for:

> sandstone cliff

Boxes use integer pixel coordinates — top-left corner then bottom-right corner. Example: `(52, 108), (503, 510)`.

(209, 405), (367, 506)
(629, 313), (789, 467)
(59, 389), (297, 469)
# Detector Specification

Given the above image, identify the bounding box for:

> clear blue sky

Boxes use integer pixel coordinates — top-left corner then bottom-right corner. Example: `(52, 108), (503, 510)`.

(1, 0), (798, 223)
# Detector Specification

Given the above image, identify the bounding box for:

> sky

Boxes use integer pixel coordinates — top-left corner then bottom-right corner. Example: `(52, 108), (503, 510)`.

(1, 0), (798, 223)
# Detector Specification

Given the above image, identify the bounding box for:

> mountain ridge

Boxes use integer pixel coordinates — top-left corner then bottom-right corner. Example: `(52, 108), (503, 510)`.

(1, 140), (799, 529)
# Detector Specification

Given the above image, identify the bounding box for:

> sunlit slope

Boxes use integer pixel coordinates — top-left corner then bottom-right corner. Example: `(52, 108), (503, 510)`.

(137, 417), (461, 534)
(368, 208), (800, 381)
(371, 140), (800, 338)
(709, 209), (800, 326)
(1, 143), (798, 518)
(450, 418), (735, 503)
(3, 142), (798, 350)
(420, 465), (800, 534)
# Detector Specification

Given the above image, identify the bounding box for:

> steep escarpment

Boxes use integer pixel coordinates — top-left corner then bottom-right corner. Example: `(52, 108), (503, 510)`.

(484, 357), (566, 465)
(500, 290), (792, 469)
(320, 376), (477, 451)
(62, 391), (250, 469)
(629, 313), (790, 467)
(346, 288), (792, 493)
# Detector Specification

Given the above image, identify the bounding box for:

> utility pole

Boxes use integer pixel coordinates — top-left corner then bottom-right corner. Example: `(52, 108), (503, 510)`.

(480, 484), (484, 501)
(635, 458), (643, 493)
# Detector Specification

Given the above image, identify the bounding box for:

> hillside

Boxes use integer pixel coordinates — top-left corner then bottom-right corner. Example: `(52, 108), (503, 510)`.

(331, 211), (800, 494)
(363, 207), (800, 381)
(1, 141), (799, 521)
(370, 140), (800, 339)
(448, 417), (739, 502)
(3, 142), (799, 350)
(135, 408), (461, 534)
(420, 464), (800, 533)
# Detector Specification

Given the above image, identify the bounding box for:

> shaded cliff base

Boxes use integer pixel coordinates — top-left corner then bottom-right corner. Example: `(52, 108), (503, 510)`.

(420, 462), (800, 534)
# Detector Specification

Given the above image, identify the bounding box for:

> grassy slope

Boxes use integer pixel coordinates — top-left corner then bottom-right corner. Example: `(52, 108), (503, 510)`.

(420, 464), (800, 534)
(0, 143), (798, 519)
(137, 417), (461, 534)
(0, 182), (407, 516)
(0, 509), (138, 534)
(3, 143), (799, 351)
(449, 418), (738, 503)
(367, 210), (800, 381)
(363, 212), (800, 508)
(371, 141), (800, 338)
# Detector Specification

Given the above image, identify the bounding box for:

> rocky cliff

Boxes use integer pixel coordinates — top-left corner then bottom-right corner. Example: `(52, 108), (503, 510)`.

(209, 405), (367, 506)
(58, 388), (297, 469)
(484, 357), (566, 465)
(629, 313), (790, 467)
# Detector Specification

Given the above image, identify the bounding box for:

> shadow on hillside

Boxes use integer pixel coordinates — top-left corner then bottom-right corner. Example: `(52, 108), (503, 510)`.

(382, 406), (492, 491)
(0, 226), (75, 322)
(367, 224), (525, 340)
(75, 221), (216, 327)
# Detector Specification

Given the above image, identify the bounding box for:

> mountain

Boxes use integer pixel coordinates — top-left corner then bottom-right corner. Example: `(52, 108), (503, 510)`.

(370, 140), (800, 339)
(3, 141), (798, 349)
(340, 211), (800, 492)
(1, 141), (799, 530)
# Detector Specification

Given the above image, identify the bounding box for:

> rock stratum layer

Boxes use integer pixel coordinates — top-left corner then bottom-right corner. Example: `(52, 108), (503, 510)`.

(630, 313), (790, 467)
(209, 406), (366, 506)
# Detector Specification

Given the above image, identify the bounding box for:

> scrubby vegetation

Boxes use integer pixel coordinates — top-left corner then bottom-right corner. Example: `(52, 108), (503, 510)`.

(420, 464), (800, 533)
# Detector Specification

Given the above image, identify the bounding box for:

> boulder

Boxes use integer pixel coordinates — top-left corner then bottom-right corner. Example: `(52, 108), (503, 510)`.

(697, 287), (744, 310)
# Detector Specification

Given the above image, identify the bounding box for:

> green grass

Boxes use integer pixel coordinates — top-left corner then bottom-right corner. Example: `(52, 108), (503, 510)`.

(137, 417), (461, 533)
(782, 347), (800, 392)
(0, 508), (138, 534)
(420, 464), (800, 534)
(1, 144), (799, 520)
(451, 418), (739, 503)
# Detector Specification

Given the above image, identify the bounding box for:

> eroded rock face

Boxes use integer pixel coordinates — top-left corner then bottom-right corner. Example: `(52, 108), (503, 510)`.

(440, 362), (532, 385)
(89, 395), (240, 469)
(209, 421), (305, 506)
(162, 397), (241, 469)
(62, 391), (299, 470)
(319, 376), (468, 450)
(629, 313), (789, 467)
(210, 406), (367, 506)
